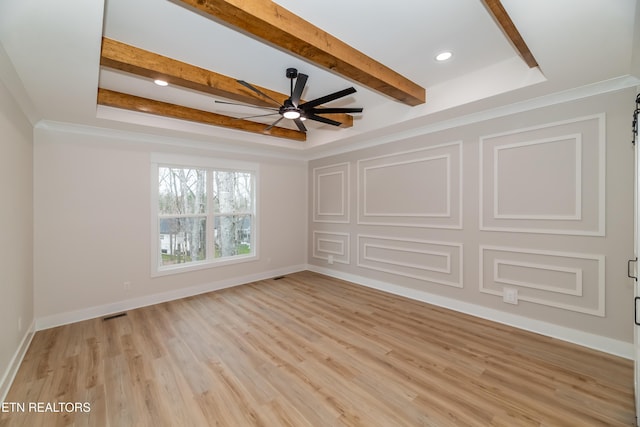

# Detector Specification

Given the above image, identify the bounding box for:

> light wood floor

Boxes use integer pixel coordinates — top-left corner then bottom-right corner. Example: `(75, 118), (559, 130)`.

(1, 271), (635, 426)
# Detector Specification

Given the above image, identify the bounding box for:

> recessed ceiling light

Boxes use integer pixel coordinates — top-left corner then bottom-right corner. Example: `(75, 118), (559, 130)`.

(435, 51), (453, 62)
(154, 79), (169, 86)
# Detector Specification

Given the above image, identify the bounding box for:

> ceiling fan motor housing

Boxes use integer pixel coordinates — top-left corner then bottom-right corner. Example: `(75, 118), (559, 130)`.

(281, 99), (301, 119)
(286, 67), (298, 79)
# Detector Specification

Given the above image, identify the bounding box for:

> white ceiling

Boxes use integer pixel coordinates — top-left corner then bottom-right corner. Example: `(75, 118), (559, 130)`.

(1, 0), (639, 157)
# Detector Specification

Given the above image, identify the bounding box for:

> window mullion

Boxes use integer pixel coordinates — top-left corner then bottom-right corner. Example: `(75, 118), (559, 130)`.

(207, 169), (214, 261)
(158, 213), (207, 219)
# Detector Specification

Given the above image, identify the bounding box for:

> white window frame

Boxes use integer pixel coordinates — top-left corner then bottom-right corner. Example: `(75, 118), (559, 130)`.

(150, 153), (259, 277)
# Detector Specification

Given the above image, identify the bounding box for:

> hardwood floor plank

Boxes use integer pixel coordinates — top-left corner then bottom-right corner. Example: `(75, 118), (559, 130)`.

(103, 354), (137, 426)
(149, 355), (208, 426)
(77, 385), (105, 427)
(1, 271), (634, 426)
(258, 398), (314, 427)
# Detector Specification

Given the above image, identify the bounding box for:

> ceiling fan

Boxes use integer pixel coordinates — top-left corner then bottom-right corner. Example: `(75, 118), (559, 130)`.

(216, 68), (363, 133)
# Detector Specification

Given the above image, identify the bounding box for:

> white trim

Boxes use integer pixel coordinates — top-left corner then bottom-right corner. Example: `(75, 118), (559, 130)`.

(493, 258), (583, 296)
(480, 245), (605, 317)
(493, 134), (582, 220)
(478, 226), (606, 236)
(0, 319), (35, 403)
(312, 231), (350, 264)
(479, 113), (605, 236)
(150, 163), (160, 275)
(150, 154), (259, 277)
(363, 243), (451, 274)
(357, 141), (462, 229)
(480, 114), (600, 149)
(480, 227), (604, 237)
(152, 253), (259, 278)
(317, 238), (345, 256)
(151, 152), (259, 171)
(362, 154), (451, 217)
(597, 112), (606, 236)
(35, 265), (307, 331)
(316, 171), (346, 216)
(306, 265), (632, 359)
(312, 162), (350, 224)
(357, 235), (463, 288)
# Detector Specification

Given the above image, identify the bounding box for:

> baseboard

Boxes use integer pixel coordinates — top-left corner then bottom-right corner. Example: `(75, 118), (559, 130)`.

(306, 264), (634, 360)
(36, 264), (307, 331)
(0, 319), (35, 403)
(34, 263), (633, 359)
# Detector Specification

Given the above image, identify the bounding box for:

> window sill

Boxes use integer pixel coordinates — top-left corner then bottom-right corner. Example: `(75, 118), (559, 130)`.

(152, 254), (258, 277)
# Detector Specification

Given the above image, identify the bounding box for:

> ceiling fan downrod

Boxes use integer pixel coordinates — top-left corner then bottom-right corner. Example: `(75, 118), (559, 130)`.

(282, 68), (302, 119)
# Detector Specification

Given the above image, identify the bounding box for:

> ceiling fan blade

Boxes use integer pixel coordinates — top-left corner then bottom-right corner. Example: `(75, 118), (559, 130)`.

(307, 114), (343, 127)
(237, 80), (283, 107)
(300, 87), (357, 109)
(264, 116), (284, 131)
(232, 113), (281, 120)
(311, 107), (363, 114)
(294, 118), (307, 132)
(214, 100), (279, 111)
(291, 73), (308, 107)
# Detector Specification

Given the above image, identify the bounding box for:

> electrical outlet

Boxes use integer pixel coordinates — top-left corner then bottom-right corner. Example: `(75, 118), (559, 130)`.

(327, 255), (334, 265)
(123, 281), (131, 291)
(503, 288), (518, 305)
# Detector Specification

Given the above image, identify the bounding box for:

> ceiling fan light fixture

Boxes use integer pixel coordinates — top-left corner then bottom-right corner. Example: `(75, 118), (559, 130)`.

(283, 109), (301, 119)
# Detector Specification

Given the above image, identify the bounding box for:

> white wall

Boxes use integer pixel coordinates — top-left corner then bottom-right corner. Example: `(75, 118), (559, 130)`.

(0, 75), (34, 398)
(308, 88), (636, 357)
(33, 126), (308, 327)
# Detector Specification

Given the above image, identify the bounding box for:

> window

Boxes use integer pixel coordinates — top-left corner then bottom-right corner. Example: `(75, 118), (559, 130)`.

(151, 154), (257, 275)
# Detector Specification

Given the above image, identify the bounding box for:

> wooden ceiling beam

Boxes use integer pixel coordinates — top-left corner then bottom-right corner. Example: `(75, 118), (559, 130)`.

(482, 0), (539, 68)
(100, 37), (353, 127)
(174, 0), (426, 106)
(97, 88), (306, 141)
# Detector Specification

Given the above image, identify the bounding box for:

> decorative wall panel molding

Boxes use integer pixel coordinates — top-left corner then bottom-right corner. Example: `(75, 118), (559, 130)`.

(357, 235), (463, 287)
(313, 162), (350, 223)
(479, 114), (605, 235)
(480, 245), (605, 316)
(493, 259), (583, 296)
(312, 231), (350, 264)
(357, 141), (462, 228)
(494, 134), (582, 220)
